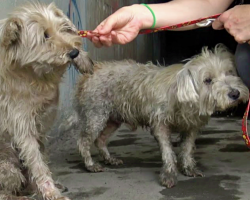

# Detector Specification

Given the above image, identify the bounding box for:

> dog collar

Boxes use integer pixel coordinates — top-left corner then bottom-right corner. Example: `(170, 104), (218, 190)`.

(78, 13), (250, 149)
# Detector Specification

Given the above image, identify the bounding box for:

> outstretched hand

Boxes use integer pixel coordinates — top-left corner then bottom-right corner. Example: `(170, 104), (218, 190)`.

(87, 5), (153, 48)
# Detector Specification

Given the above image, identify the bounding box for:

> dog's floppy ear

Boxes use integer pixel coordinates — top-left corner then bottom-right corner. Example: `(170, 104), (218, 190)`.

(0, 17), (22, 48)
(176, 68), (199, 103)
(73, 50), (94, 74)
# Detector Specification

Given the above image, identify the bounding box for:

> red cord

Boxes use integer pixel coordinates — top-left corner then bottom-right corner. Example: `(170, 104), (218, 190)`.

(242, 94), (250, 148)
(78, 14), (221, 37)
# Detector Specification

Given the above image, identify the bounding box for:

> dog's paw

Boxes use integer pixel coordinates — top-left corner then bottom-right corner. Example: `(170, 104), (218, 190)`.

(5, 196), (35, 200)
(160, 172), (178, 188)
(55, 197), (71, 200)
(55, 183), (68, 193)
(39, 181), (62, 200)
(104, 157), (123, 166)
(86, 163), (104, 172)
(181, 167), (204, 177)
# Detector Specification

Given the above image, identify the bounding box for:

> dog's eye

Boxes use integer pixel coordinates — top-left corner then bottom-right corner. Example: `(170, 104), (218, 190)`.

(44, 32), (49, 39)
(66, 28), (76, 35)
(226, 70), (234, 76)
(204, 78), (212, 85)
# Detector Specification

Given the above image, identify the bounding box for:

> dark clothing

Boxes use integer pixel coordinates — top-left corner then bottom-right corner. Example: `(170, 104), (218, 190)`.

(233, 0), (250, 88)
(236, 44), (250, 88)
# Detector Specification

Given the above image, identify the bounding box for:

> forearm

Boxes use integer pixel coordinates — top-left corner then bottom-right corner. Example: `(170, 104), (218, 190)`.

(133, 0), (234, 30)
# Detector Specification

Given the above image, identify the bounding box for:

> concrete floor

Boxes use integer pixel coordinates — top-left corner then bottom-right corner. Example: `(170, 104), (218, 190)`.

(48, 117), (250, 200)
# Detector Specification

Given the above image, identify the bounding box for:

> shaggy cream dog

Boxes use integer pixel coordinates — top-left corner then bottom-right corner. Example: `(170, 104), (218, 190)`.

(0, 2), (92, 200)
(73, 44), (249, 188)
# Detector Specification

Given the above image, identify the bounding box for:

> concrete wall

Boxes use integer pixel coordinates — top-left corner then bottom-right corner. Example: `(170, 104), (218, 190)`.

(0, 0), (156, 116)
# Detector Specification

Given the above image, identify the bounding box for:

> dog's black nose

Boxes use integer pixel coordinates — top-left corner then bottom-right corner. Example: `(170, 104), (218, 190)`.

(69, 49), (79, 59)
(228, 89), (240, 100)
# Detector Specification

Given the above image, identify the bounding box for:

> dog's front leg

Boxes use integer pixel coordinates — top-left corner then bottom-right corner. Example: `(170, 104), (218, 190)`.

(152, 123), (178, 188)
(12, 118), (68, 200)
(178, 130), (204, 177)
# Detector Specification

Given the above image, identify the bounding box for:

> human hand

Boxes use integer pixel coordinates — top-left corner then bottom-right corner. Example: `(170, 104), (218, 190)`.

(212, 5), (250, 44)
(87, 4), (153, 48)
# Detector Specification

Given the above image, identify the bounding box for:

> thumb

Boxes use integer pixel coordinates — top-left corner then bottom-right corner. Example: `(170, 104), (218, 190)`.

(212, 18), (225, 30)
(98, 17), (117, 35)
(212, 12), (230, 30)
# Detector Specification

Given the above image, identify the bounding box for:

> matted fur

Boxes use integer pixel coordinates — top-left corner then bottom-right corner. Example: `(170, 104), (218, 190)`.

(0, 2), (93, 200)
(73, 44), (249, 188)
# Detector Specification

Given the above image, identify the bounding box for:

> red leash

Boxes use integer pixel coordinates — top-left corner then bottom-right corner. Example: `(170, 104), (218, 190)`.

(78, 13), (250, 149)
(78, 14), (221, 37)
(242, 97), (250, 148)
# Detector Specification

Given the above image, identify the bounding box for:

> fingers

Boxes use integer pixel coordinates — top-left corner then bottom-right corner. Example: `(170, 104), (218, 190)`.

(98, 17), (117, 35)
(99, 35), (113, 47)
(212, 9), (250, 44)
(234, 33), (250, 44)
(212, 18), (225, 30)
(92, 36), (103, 48)
(87, 23), (112, 48)
(86, 32), (102, 48)
(86, 16), (117, 48)
(87, 33), (113, 48)
(212, 12), (229, 30)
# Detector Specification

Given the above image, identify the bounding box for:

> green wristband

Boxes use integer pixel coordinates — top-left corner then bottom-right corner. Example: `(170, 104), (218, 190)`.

(141, 3), (156, 29)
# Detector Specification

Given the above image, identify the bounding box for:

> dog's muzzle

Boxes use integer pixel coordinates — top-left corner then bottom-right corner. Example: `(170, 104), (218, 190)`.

(68, 48), (79, 59)
(228, 89), (240, 100)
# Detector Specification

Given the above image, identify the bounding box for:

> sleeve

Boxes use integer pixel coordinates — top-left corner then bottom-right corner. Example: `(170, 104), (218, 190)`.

(235, 0), (244, 4)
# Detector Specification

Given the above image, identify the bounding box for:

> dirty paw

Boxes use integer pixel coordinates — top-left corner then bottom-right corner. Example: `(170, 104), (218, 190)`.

(181, 167), (204, 177)
(55, 197), (71, 200)
(160, 172), (178, 188)
(104, 157), (123, 166)
(55, 183), (68, 193)
(86, 163), (104, 172)
(5, 195), (35, 200)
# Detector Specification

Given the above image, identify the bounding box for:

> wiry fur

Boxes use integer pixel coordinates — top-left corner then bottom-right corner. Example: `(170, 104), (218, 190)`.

(0, 2), (93, 200)
(73, 44), (249, 188)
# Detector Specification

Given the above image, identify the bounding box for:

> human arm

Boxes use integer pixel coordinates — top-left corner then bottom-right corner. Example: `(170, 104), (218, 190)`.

(89, 0), (234, 47)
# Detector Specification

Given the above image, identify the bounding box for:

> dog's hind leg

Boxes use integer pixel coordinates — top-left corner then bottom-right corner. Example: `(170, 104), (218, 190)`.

(94, 120), (123, 166)
(77, 109), (110, 173)
(78, 132), (103, 172)
(152, 123), (178, 188)
(178, 130), (204, 177)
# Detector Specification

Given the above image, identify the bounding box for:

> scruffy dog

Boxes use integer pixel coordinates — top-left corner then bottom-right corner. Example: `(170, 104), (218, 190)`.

(73, 44), (249, 188)
(0, 2), (92, 200)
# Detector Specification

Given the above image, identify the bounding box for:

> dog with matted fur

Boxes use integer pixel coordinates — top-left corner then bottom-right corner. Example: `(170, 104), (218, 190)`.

(0, 2), (93, 200)
(73, 44), (249, 188)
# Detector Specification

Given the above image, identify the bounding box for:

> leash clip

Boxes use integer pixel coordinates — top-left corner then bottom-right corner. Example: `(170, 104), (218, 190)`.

(196, 18), (216, 27)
